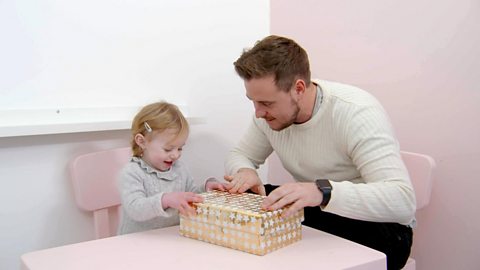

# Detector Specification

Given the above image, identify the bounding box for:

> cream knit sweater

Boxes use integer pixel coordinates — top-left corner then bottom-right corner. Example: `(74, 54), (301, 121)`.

(225, 79), (416, 226)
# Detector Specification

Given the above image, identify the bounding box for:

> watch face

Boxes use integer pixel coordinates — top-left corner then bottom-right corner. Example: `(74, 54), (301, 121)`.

(316, 179), (331, 190)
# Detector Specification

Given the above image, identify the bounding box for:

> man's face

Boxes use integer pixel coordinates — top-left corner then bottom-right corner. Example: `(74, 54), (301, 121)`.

(244, 76), (300, 131)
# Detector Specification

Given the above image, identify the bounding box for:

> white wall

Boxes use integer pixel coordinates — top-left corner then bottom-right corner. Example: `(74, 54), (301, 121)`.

(0, 1), (269, 269)
(271, 0), (480, 269)
(0, 0), (266, 110)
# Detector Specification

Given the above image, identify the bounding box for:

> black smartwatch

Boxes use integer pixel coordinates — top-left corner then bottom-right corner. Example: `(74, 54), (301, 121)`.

(315, 179), (332, 207)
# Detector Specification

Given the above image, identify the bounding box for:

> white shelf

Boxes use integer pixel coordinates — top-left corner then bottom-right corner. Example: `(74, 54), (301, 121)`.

(0, 106), (204, 138)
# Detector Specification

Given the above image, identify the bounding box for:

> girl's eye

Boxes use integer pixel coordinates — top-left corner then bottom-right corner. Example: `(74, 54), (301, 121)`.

(164, 148), (183, 152)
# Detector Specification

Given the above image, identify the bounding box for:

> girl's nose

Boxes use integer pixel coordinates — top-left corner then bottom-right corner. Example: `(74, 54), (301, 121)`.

(170, 150), (180, 160)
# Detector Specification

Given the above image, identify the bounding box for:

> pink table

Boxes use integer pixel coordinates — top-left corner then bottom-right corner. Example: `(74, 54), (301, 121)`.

(21, 226), (386, 270)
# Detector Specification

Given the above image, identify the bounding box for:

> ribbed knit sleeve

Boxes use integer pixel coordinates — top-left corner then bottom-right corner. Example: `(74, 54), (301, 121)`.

(326, 100), (416, 225)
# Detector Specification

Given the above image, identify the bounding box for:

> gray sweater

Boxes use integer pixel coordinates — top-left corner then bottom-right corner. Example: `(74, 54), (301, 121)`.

(117, 157), (204, 235)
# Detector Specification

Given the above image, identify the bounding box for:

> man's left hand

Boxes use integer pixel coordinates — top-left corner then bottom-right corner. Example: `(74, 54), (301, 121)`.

(261, 182), (323, 218)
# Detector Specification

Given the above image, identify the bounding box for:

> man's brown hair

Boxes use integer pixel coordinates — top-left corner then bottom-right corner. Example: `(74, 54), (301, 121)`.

(233, 35), (311, 91)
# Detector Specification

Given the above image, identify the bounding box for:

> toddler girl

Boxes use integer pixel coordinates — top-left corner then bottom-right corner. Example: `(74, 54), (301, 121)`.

(118, 101), (224, 234)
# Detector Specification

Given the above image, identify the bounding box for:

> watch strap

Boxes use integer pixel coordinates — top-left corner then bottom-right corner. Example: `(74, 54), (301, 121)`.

(315, 179), (332, 207)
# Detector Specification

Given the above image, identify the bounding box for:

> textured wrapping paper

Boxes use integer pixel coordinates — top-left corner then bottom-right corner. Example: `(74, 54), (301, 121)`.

(179, 191), (304, 255)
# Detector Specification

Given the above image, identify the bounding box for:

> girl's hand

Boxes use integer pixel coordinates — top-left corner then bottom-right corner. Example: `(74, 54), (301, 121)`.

(205, 178), (226, 191)
(161, 192), (204, 216)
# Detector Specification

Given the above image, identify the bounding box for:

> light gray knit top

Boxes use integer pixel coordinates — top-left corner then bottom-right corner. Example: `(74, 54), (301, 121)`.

(117, 157), (203, 235)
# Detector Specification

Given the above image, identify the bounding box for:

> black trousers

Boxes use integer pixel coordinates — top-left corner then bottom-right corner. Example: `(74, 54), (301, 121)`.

(264, 184), (413, 270)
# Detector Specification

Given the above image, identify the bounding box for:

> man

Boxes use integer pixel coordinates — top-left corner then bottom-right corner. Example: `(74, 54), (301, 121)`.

(224, 35), (415, 270)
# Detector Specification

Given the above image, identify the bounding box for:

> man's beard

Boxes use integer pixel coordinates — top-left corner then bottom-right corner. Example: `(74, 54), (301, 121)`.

(271, 99), (300, 131)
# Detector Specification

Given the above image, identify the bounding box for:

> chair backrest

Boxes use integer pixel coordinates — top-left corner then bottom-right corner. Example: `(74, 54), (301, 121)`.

(70, 147), (132, 239)
(399, 151), (436, 209)
(267, 150), (435, 210)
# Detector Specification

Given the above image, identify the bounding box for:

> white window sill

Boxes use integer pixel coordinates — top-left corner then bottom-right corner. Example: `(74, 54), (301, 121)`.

(0, 106), (204, 138)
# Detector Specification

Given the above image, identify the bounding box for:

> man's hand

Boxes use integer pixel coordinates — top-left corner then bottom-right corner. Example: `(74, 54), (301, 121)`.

(205, 178), (227, 191)
(261, 182), (322, 218)
(161, 192), (204, 216)
(224, 168), (266, 195)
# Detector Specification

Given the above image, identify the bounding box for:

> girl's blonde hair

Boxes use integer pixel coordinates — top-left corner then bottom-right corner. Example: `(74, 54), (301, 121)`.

(130, 101), (189, 157)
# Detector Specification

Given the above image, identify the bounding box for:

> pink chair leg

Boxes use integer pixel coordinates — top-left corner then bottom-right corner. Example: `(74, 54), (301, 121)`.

(402, 258), (416, 270)
(94, 209), (110, 239)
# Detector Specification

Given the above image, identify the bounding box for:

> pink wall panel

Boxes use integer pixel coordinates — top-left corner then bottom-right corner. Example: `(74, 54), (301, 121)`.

(270, 0), (480, 269)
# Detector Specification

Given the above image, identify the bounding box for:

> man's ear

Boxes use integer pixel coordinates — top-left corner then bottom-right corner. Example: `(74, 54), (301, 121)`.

(292, 79), (307, 99)
(134, 133), (146, 149)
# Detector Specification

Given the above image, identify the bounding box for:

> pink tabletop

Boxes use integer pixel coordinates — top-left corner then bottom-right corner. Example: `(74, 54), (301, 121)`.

(21, 226), (386, 270)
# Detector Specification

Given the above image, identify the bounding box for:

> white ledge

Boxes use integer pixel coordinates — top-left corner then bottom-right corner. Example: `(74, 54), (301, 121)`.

(0, 106), (203, 138)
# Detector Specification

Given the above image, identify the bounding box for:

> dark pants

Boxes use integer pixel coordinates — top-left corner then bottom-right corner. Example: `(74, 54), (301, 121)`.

(264, 184), (413, 270)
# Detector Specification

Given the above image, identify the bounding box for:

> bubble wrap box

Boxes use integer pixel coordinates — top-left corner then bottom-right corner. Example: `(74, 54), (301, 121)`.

(179, 191), (304, 255)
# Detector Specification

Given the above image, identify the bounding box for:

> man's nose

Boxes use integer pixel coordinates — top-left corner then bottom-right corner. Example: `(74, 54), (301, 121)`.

(254, 104), (266, 118)
(255, 109), (266, 118)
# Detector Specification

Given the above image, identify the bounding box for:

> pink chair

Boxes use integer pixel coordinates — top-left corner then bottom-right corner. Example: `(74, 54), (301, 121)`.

(398, 151), (435, 270)
(267, 150), (436, 270)
(70, 147), (132, 239)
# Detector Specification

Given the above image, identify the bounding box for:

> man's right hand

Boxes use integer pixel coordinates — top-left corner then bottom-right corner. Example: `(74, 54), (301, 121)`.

(224, 168), (266, 196)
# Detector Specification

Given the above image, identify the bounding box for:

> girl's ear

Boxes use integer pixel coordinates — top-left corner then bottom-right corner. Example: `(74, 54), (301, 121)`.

(134, 133), (146, 149)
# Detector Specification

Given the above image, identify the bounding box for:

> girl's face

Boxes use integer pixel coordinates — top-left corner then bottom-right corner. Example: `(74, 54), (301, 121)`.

(135, 128), (188, 172)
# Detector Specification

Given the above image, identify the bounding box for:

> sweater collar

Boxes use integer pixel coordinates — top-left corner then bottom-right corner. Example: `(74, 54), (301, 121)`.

(131, 156), (177, 181)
